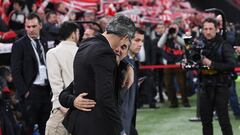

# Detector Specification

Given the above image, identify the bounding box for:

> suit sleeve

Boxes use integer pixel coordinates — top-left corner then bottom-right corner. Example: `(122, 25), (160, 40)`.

(211, 43), (236, 72)
(92, 49), (123, 134)
(11, 42), (27, 99)
(122, 57), (134, 69)
(46, 49), (65, 109)
(59, 82), (76, 109)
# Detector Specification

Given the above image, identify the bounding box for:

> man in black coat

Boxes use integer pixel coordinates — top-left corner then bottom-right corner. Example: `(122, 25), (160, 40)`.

(11, 13), (53, 135)
(199, 18), (235, 135)
(61, 15), (135, 135)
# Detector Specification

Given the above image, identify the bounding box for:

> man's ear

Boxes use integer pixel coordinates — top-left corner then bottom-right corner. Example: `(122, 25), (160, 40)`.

(121, 35), (128, 40)
(39, 23), (43, 29)
(216, 27), (220, 33)
(70, 31), (76, 40)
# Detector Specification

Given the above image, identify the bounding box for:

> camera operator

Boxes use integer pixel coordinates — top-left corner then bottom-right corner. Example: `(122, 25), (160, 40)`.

(157, 23), (190, 108)
(199, 17), (235, 135)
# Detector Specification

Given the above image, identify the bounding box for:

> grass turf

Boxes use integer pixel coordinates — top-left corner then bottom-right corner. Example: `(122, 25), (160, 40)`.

(136, 79), (240, 135)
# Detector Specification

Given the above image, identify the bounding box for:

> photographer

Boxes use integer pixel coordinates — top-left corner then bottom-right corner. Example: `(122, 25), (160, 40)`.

(199, 18), (235, 135)
(157, 23), (190, 108)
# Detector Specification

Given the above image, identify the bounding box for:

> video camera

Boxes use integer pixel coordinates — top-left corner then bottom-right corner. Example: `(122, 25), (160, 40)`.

(183, 36), (210, 69)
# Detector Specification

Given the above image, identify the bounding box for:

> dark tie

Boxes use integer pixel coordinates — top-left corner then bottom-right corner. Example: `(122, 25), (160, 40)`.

(34, 39), (45, 65)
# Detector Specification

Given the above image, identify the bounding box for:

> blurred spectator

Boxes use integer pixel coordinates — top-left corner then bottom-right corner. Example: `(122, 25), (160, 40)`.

(137, 24), (158, 108)
(218, 18), (240, 121)
(43, 10), (60, 40)
(235, 23), (240, 46)
(227, 23), (240, 120)
(98, 16), (109, 31)
(226, 22), (236, 45)
(63, 11), (78, 22)
(150, 22), (165, 103)
(228, 74), (240, 120)
(30, 3), (38, 13)
(25, 0), (37, 13)
(0, 17), (9, 32)
(82, 27), (97, 40)
(158, 23), (190, 108)
(83, 11), (95, 22)
(55, 2), (68, 23)
(8, 0), (26, 31)
(45, 11), (58, 25)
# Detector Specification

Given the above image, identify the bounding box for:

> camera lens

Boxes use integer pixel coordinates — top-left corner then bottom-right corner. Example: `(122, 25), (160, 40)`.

(168, 28), (176, 35)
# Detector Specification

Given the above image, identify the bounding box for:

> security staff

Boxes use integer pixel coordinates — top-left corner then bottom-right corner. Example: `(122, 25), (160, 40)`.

(199, 17), (235, 135)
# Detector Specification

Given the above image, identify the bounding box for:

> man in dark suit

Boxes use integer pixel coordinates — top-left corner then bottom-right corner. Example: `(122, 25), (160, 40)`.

(122, 28), (145, 135)
(61, 15), (135, 135)
(11, 13), (52, 135)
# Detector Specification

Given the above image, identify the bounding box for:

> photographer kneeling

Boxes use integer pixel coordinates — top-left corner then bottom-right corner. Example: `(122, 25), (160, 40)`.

(198, 18), (235, 135)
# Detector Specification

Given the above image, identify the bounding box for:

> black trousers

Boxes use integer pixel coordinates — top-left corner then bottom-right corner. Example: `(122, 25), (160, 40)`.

(20, 84), (52, 135)
(138, 69), (157, 107)
(200, 79), (233, 135)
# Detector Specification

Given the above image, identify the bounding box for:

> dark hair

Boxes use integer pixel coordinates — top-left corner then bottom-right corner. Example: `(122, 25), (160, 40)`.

(26, 13), (42, 24)
(59, 21), (80, 40)
(106, 14), (136, 41)
(78, 23), (85, 42)
(0, 66), (11, 78)
(135, 27), (145, 35)
(13, 0), (25, 9)
(203, 17), (218, 28)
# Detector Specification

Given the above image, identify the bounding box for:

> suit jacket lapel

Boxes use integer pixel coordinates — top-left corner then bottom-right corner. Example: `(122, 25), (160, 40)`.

(40, 37), (48, 53)
(25, 36), (38, 64)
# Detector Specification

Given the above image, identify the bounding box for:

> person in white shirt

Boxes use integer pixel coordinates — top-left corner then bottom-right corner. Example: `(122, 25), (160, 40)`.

(45, 21), (96, 135)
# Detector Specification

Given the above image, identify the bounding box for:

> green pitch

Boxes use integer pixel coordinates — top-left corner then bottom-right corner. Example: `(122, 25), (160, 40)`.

(136, 79), (240, 135)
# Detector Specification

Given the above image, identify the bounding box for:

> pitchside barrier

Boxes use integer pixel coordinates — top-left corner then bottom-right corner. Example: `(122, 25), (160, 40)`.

(140, 64), (240, 72)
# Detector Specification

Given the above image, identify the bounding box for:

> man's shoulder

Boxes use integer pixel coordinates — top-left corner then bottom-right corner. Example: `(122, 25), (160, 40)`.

(80, 38), (110, 52)
(14, 35), (28, 45)
(46, 45), (63, 58)
(46, 47), (56, 55)
(12, 36), (29, 51)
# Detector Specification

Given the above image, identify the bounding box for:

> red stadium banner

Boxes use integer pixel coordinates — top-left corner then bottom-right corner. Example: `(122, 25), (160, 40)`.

(48, 0), (99, 11)
(50, 0), (99, 3)
(101, 0), (126, 3)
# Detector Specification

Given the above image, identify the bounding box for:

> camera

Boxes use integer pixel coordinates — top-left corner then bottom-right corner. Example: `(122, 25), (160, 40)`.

(168, 27), (176, 35)
(183, 36), (208, 69)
